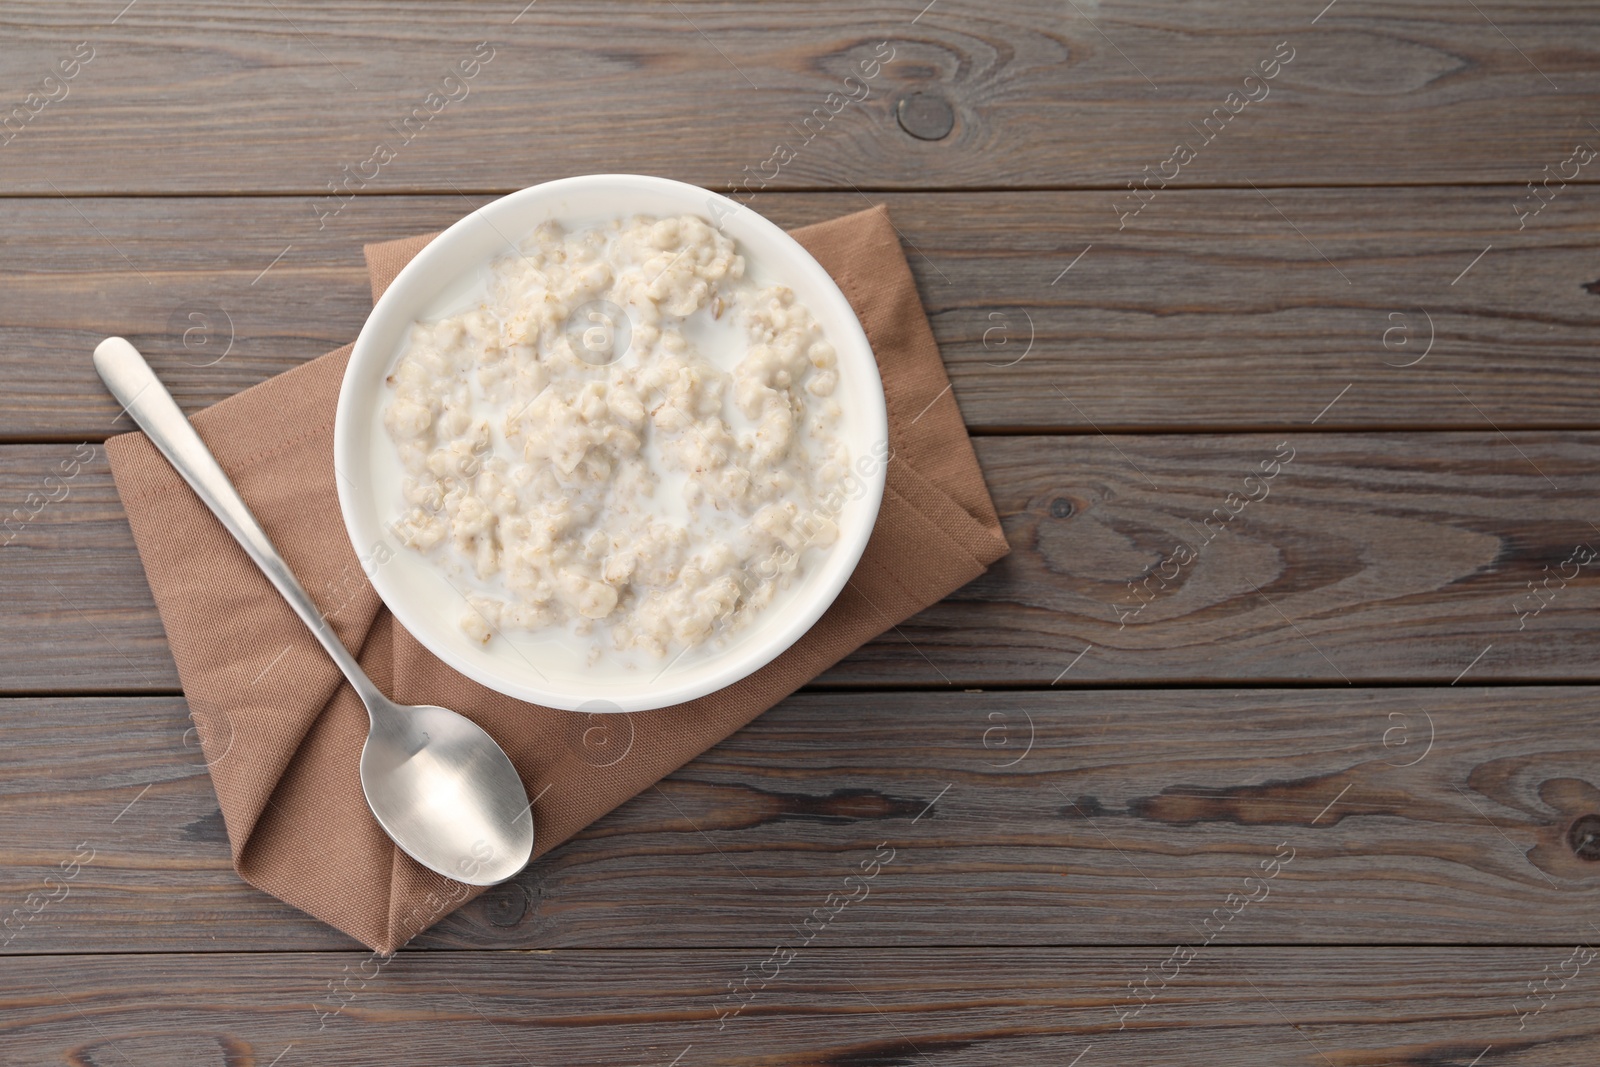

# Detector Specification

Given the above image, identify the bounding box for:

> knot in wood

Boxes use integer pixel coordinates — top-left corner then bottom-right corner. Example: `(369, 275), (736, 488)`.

(896, 92), (955, 140)
(1568, 814), (1600, 861)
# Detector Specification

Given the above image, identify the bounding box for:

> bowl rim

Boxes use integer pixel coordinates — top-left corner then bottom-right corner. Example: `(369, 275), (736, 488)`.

(333, 173), (889, 713)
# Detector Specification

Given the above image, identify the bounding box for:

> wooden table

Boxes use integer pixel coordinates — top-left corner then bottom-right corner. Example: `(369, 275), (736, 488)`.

(4, 2), (1599, 1063)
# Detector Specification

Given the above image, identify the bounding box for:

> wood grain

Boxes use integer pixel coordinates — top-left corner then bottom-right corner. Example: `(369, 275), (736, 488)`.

(3, 433), (1595, 691)
(873, 431), (1600, 687)
(4, 188), (1600, 441)
(2, 948), (1593, 1066)
(0, 1), (1596, 193)
(6, 688), (1600, 953)
(5, 0), (1597, 1059)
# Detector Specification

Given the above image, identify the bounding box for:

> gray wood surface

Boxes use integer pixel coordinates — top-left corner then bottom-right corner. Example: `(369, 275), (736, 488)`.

(0, 1), (1596, 193)
(2, 949), (1593, 1066)
(4, 1), (1599, 1063)
(2, 189), (1599, 439)
(5, 690), (1600, 954)
(4, 434), (1596, 692)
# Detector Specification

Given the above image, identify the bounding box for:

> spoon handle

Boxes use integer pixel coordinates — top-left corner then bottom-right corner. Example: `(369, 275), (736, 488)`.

(94, 337), (383, 707)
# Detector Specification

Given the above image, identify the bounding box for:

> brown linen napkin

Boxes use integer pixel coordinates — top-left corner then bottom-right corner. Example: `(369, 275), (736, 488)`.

(105, 205), (1009, 953)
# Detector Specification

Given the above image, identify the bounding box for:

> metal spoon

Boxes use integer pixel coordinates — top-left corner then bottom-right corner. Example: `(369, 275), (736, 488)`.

(94, 337), (533, 886)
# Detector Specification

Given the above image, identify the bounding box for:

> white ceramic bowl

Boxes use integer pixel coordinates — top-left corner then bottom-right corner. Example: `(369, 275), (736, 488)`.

(334, 175), (888, 713)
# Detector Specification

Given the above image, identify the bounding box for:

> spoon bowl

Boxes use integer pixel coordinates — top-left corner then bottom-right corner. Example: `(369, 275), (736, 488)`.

(360, 698), (534, 884)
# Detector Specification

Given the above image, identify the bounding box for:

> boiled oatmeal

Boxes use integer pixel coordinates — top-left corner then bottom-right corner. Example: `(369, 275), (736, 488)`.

(382, 214), (852, 661)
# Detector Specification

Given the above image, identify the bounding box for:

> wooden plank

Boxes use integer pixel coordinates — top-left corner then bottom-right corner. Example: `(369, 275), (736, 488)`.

(861, 431), (1600, 687)
(0, 443), (177, 690)
(2, 433), (1596, 691)
(1, 2), (1597, 193)
(2, 947), (1593, 1065)
(6, 688), (1600, 952)
(4, 189), (1600, 441)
